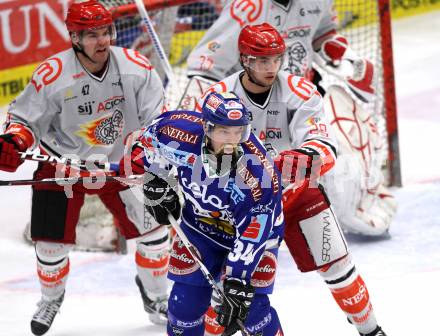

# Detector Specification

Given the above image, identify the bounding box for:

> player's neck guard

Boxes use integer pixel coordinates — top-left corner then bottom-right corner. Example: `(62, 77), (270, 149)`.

(202, 137), (244, 178)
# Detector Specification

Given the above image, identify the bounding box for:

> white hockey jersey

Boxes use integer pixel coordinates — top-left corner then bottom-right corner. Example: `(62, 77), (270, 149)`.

(199, 71), (337, 166)
(6, 46), (164, 162)
(187, 0), (337, 80)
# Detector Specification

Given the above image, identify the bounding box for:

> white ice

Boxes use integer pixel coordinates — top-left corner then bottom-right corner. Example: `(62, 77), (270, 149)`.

(1, 11), (440, 336)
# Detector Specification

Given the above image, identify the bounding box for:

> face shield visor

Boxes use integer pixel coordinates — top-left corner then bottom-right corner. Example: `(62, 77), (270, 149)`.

(242, 53), (285, 73)
(71, 23), (117, 48)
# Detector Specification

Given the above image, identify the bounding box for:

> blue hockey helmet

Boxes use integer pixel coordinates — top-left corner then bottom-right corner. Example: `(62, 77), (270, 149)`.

(201, 91), (251, 143)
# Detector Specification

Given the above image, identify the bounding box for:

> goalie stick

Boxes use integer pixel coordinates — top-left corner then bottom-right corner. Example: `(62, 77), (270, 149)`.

(167, 214), (251, 336)
(134, 0), (175, 88)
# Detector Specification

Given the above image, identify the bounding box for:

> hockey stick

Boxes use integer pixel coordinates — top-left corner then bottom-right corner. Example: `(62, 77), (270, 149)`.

(167, 214), (251, 336)
(19, 150), (119, 172)
(0, 174), (144, 187)
(133, 0), (175, 88)
(176, 75), (215, 110)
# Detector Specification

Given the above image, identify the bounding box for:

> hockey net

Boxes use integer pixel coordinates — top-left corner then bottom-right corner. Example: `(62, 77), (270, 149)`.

(101, 0), (399, 185)
(49, 0), (398, 252)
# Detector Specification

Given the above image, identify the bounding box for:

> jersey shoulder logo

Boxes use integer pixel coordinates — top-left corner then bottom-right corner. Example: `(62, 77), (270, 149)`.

(287, 74), (317, 101)
(230, 0), (264, 27)
(123, 48), (153, 70)
(31, 57), (63, 93)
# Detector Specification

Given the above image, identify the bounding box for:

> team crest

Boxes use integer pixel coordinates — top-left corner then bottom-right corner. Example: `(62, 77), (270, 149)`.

(76, 110), (124, 146)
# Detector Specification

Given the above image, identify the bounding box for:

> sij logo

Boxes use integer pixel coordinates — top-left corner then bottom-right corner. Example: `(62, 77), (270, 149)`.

(78, 101), (95, 115)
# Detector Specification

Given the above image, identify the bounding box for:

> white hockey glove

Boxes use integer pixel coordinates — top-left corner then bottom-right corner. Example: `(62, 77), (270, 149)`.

(316, 34), (375, 103)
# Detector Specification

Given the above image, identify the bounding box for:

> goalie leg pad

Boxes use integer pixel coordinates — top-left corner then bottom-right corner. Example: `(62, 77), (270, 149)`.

(167, 282), (211, 335)
(31, 189), (84, 243)
(135, 225), (170, 298)
(35, 241), (73, 300)
(283, 186), (348, 272)
(319, 254), (378, 334)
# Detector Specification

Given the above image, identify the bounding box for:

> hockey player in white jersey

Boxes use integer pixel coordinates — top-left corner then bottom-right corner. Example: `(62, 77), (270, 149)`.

(186, 0), (396, 237)
(198, 24), (387, 336)
(0, 1), (169, 334)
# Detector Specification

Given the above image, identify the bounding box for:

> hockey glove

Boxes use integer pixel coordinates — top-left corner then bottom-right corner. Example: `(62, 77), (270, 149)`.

(143, 173), (181, 226)
(119, 143), (146, 176)
(215, 278), (255, 336)
(0, 133), (29, 172)
(274, 148), (322, 188)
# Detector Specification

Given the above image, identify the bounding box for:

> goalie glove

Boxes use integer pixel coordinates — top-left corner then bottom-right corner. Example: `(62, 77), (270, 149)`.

(143, 173), (181, 226)
(317, 34), (375, 102)
(319, 34), (349, 66)
(215, 278), (255, 336)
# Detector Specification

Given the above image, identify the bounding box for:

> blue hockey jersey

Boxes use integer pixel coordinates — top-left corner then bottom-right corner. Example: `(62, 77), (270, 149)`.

(139, 110), (284, 281)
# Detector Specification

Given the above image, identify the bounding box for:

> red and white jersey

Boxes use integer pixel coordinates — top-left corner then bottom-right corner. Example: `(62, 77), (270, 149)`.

(199, 70), (337, 169)
(6, 46), (164, 162)
(187, 0), (337, 80)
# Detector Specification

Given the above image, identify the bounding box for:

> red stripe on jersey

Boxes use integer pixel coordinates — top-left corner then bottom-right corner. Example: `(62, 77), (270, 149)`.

(301, 140), (336, 175)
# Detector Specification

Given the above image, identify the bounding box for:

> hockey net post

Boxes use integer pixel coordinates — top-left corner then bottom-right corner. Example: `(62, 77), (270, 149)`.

(378, 0), (401, 187)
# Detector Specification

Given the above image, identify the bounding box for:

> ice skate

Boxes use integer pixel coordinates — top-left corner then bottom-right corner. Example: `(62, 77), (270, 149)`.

(30, 292), (64, 335)
(135, 275), (168, 325)
(360, 326), (387, 336)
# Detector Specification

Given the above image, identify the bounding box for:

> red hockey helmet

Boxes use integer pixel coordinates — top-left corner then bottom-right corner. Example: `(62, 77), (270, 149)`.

(238, 23), (286, 56)
(65, 0), (113, 33)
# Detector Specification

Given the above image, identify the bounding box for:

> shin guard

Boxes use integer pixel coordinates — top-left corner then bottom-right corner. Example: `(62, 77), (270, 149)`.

(135, 226), (170, 299)
(35, 241), (72, 300)
(319, 255), (378, 334)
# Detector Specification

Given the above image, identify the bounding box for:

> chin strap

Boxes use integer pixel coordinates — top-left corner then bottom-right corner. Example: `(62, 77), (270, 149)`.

(72, 43), (98, 65)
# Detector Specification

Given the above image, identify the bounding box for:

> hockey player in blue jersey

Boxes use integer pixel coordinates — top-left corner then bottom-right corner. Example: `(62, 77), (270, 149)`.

(121, 91), (285, 335)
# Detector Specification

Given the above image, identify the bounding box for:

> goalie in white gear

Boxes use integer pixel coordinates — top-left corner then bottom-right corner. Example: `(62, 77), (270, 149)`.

(0, 1), (170, 334)
(197, 23), (388, 336)
(186, 0), (396, 237)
